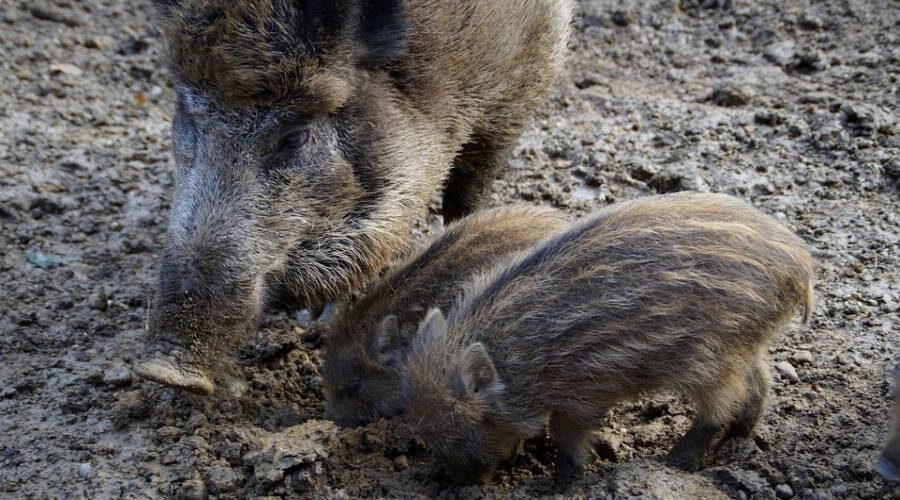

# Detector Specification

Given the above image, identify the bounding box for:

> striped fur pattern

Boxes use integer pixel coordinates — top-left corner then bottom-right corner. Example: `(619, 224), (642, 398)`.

(404, 192), (815, 483)
(139, 0), (573, 393)
(322, 205), (570, 428)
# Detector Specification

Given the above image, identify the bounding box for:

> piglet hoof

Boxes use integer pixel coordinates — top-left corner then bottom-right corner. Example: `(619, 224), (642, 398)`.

(665, 448), (703, 472)
(134, 355), (214, 396)
(877, 456), (900, 482)
(554, 454), (583, 489)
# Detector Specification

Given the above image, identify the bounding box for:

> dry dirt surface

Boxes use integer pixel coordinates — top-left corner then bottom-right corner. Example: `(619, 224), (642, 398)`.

(1, 0), (898, 498)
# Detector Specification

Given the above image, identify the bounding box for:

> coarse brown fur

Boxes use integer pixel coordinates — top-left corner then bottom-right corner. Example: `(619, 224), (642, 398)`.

(877, 368), (900, 482)
(322, 205), (570, 428)
(404, 192), (815, 484)
(138, 0), (573, 393)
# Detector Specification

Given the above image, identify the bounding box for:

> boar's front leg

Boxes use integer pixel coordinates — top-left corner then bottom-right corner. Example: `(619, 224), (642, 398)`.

(549, 410), (603, 485)
(441, 130), (517, 221)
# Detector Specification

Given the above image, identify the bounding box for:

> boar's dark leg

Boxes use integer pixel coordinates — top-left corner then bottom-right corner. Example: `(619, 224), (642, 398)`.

(724, 359), (771, 440)
(669, 370), (749, 470)
(549, 411), (597, 484)
(441, 131), (516, 221)
(666, 420), (721, 471)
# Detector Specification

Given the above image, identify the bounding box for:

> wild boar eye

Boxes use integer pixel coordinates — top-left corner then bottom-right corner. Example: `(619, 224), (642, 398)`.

(276, 128), (310, 153)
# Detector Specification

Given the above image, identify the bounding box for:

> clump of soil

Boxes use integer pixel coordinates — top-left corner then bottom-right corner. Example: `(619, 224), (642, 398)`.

(0, 0), (897, 498)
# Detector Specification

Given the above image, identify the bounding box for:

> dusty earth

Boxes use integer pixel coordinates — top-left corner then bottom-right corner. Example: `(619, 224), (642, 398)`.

(0, 0), (898, 498)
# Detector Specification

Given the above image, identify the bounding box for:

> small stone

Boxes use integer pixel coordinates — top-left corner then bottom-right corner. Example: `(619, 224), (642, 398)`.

(178, 479), (208, 500)
(295, 309), (312, 328)
(393, 455), (409, 470)
(610, 10), (631, 27)
(205, 467), (239, 494)
(706, 84), (752, 107)
(791, 351), (814, 365)
(594, 431), (624, 462)
(49, 63), (83, 77)
(88, 290), (108, 311)
(764, 41), (795, 67)
(77, 463), (92, 479)
(775, 361), (799, 383)
(775, 484), (794, 499)
(84, 36), (107, 49)
(25, 250), (61, 269)
(102, 366), (133, 386)
(1, 387), (16, 399)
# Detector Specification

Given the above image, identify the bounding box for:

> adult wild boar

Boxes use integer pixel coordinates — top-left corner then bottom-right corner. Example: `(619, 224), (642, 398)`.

(135, 0), (573, 394)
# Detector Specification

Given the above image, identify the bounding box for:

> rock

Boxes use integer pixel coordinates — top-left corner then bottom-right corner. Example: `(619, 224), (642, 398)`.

(776, 484), (794, 498)
(246, 420), (337, 489)
(295, 309), (312, 328)
(88, 290), (108, 311)
(594, 431), (624, 462)
(393, 455), (409, 470)
(790, 351), (814, 365)
(206, 467), (239, 495)
(775, 361), (799, 383)
(754, 111), (786, 126)
(706, 84), (752, 107)
(178, 479), (208, 500)
(841, 103), (894, 134)
(29, 6), (84, 27)
(710, 466), (772, 498)
(77, 463), (92, 479)
(610, 10), (631, 27)
(575, 73), (604, 89)
(102, 366), (133, 386)
(25, 250), (61, 269)
(791, 51), (828, 74)
(648, 165), (711, 194)
(49, 63), (83, 78)
(1, 387), (16, 399)
(764, 41), (796, 67)
(83, 36), (107, 50)
(798, 14), (823, 31)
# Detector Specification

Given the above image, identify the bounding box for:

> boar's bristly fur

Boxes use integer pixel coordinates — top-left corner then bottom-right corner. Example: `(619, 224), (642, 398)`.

(137, 0), (573, 393)
(404, 192), (815, 484)
(322, 205), (570, 428)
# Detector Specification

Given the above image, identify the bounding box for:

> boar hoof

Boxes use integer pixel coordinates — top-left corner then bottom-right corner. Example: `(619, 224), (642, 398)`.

(554, 454), (583, 487)
(877, 456), (900, 482)
(665, 449), (703, 472)
(134, 356), (214, 395)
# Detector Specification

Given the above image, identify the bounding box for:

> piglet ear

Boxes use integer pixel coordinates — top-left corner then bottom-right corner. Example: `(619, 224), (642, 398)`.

(460, 343), (498, 396)
(356, 0), (409, 65)
(366, 314), (402, 363)
(416, 308), (447, 346)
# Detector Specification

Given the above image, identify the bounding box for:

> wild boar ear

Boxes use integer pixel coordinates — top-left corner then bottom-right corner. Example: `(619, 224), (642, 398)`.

(416, 308), (447, 347)
(356, 0), (409, 65)
(366, 314), (402, 363)
(460, 343), (498, 396)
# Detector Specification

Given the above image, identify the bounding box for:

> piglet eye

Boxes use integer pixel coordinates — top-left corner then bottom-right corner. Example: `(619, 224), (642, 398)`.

(276, 128), (310, 153)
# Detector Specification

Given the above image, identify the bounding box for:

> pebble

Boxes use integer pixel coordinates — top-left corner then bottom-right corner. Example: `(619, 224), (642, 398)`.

(296, 309), (312, 328)
(25, 250), (61, 269)
(102, 366), (133, 386)
(706, 84), (752, 107)
(791, 351), (814, 365)
(77, 462), (92, 479)
(775, 361), (800, 383)
(88, 290), (108, 311)
(49, 63), (83, 78)
(178, 479), (208, 500)
(205, 467), (238, 494)
(775, 484), (794, 499)
(764, 41), (795, 67)
(393, 455), (409, 470)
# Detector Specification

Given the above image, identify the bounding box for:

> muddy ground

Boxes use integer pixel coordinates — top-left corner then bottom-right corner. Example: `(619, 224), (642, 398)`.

(0, 0), (898, 498)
